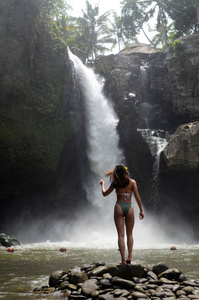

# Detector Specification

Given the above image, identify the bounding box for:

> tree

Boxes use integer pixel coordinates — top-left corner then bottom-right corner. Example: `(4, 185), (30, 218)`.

(111, 12), (127, 52)
(121, 0), (173, 48)
(163, 0), (197, 37)
(38, 0), (71, 19)
(120, 0), (147, 43)
(75, 0), (116, 61)
(120, 0), (199, 49)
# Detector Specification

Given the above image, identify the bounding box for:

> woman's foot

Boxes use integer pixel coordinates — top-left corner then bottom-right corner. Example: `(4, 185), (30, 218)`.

(120, 261), (126, 264)
(126, 259), (131, 264)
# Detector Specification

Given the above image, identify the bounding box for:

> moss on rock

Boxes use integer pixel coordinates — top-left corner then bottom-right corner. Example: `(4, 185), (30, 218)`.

(0, 0), (73, 198)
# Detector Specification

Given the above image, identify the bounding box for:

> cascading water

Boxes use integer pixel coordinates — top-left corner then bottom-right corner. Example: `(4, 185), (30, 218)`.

(67, 49), (127, 246)
(66, 49), (183, 248)
(137, 129), (168, 212)
(68, 49), (124, 208)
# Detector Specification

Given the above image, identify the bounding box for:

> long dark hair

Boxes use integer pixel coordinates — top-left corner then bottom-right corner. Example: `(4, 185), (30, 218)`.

(105, 164), (130, 188)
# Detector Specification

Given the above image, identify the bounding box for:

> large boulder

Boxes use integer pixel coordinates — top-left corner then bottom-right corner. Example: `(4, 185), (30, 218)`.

(0, 233), (20, 247)
(162, 121), (199, 170)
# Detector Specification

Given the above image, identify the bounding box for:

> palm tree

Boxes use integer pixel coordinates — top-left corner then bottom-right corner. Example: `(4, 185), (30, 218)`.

(76, 0), (116, 61)
(142, 0), (171, 48)
(121, 0), (172, 48)
(111, 12), (126, 52)
(151, 21), (175, 49)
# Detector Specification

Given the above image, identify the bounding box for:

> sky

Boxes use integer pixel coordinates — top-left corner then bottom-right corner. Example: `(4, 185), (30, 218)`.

(69, 0), (121, 17)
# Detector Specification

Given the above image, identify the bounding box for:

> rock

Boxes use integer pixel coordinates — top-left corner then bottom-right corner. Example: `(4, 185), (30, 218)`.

(107, 263), (145, 279)
(99, 279), (112, 288)
(69, 271), (88, 285)
(158, 268), (182, 281)
(0, 233), (20, 247)
(182, 286), (194, 294)
(59, 280), (69, 290)
(131, 291), (148, 299)
(92, 290), (100, 298)
(193, 290), (199, 296)
(89, 266), (108, 277)
(112, 277), (136, 289)
(152, 262), (169, 275)
(68, 283), (77, 291)
(98, 292), (115, 300)
(81, 279), (99, 297)
(147, 271), (158, 280)
(176, 290), (186, 297)
(120, 43), (156, 59)
(49, 270), (66, 287)
(35, 261), (199, 299)
(162, 122), (199, 170)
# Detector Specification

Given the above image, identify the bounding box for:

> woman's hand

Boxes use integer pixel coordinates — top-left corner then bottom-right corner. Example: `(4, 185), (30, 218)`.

(139, 211), (144, 220)
(100, 179), (104, 185)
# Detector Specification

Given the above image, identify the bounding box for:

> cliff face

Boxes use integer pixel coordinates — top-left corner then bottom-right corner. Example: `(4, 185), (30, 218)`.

(95, 38), (199, 235)
(0, 0), (89, 233)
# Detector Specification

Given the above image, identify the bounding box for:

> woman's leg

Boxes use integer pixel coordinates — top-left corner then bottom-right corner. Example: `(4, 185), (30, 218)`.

(125, 206), (135, 262)
(114, 204), (125, 263)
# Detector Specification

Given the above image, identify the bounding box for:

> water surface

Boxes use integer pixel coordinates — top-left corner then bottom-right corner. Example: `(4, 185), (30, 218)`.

(1, 242), (199, 300)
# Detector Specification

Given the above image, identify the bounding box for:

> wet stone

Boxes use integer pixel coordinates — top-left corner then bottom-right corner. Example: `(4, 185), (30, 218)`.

(103, 273), (112, 280)
(92, 290), (100, 299)
(158, 269), (182, 281)
(152, 263), (169, 276)
(90, 266), (108, 277)
(188, 295), (199, 299)
(35, 262), (199, 299)
(193, 290), (199, 296)
(183, 286), (195, 294)
(135, 285), (146, 293)
(148, 271), (158, 281)
(131, 291), (148, 299)
(98, 292), (115, 300)
(81, 279), (99, 297)
(99, 279), (112, 288)
(112, 277), (136, 289)
(113, 289), (123, 297)
(68, 284), (77, 291)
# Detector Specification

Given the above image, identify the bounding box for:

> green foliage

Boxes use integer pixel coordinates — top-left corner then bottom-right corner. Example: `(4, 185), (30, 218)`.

(120, 0), (198, 50)
(38, 0), (71, 19)
(72, 0), (116, 61)
(120, 0), (146, 42)
(164, 0), (197, 37)
(0, 0), (73, 193)
(172, 39), (185, 58)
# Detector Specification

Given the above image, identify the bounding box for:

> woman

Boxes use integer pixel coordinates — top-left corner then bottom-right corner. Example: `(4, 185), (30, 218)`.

(100, 164), (144, 264)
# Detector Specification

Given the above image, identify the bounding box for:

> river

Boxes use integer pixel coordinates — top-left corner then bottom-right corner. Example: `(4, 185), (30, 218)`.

(1, 241), (199, 299)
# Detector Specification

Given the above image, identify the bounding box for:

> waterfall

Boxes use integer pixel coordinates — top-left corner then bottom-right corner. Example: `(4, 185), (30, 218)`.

(68, 49), (124, 209)
(66, 50), (172, 247)
(151, 144), (166, 212)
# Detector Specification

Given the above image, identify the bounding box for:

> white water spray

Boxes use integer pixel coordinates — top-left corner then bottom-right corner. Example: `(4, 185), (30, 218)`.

(68, 49), (124, 208)
(65, 49), (194, 248)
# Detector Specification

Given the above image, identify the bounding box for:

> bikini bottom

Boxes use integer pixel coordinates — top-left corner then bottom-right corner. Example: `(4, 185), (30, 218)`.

(116, 202), (132, 217)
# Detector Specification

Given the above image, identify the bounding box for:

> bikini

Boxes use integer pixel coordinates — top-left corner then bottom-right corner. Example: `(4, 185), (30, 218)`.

(116, 193), (132, 217)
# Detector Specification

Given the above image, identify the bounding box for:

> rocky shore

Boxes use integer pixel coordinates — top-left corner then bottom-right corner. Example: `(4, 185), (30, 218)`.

(34, 262), (199, 299)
